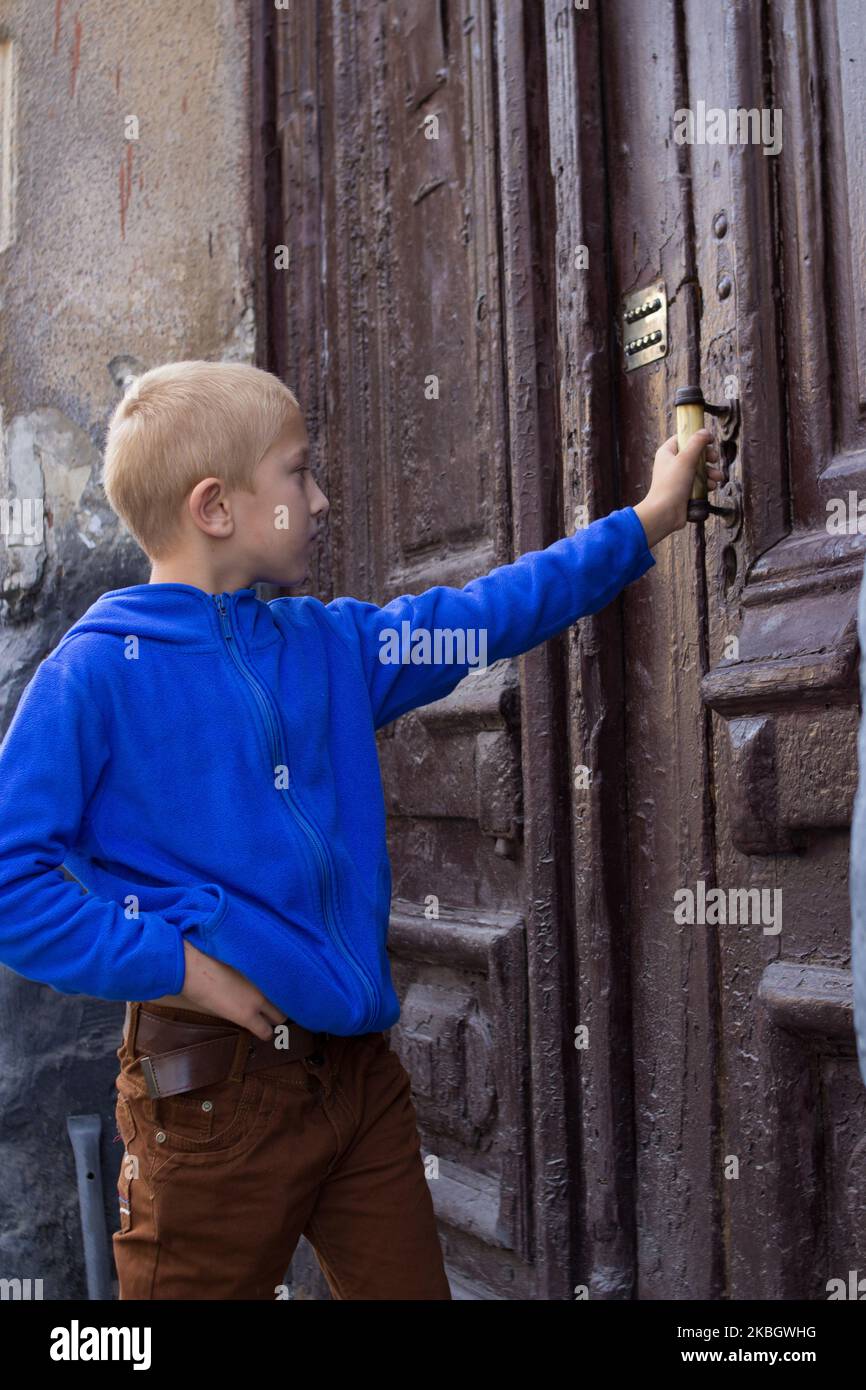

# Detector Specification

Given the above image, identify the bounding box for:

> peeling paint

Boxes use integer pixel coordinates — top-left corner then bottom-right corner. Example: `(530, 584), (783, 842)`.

(41, 455), (91, 508)
(0, 0), (257, 1311)
(52, 0), (64, 58)
(119, 141), (134, 240)
(69, 13), (81, 99)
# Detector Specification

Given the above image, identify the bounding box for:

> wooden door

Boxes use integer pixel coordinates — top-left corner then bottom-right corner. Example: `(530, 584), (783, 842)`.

(588, 0), (866, 1298)
(265, 0), (578, 1300)
(256, 0), (866, 1301)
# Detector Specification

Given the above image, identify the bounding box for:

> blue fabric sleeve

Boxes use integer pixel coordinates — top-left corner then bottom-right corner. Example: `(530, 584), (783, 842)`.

(0, 657), (187, 999)
(327, 504), (655, 730)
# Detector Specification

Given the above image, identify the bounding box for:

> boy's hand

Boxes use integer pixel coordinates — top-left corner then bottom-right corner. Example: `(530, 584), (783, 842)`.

(178, 939), (286, 1041)
(633, 427), (726, 548)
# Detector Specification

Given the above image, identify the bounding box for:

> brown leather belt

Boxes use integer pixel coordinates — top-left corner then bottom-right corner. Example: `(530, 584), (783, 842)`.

(128, 1008), (326, 1100)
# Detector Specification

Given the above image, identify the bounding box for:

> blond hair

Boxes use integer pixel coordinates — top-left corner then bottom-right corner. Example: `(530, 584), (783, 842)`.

(102, 360), (300, 560)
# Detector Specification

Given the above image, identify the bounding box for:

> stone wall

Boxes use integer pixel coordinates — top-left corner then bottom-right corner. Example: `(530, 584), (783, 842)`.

(0, 0), (254, 1299)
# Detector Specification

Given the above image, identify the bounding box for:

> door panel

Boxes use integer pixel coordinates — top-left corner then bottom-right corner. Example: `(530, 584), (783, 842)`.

(601, 0), (865, 1298)
(543, 0), (646, 1300)
(703, 0), (865, 1298)
(262, 0), (865, 1301)
(596, 0), (722, 1301)
(271, 0), (573, 1299)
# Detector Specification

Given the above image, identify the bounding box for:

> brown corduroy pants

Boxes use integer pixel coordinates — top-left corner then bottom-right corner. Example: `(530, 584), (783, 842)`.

(112, 1001), (451, 1300)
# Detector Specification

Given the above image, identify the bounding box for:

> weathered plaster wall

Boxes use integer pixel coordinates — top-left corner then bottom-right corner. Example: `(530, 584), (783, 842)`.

(0, 0), (254, 1298)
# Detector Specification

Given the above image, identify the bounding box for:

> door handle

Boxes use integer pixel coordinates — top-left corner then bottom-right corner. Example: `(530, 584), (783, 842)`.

(675, 385), (741, 526)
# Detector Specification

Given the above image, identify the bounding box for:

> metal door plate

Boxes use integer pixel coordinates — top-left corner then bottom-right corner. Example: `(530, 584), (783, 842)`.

(622, 280), (667, 372)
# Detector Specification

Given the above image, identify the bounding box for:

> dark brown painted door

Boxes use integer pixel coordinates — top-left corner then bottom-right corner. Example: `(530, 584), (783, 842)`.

(259, 0), (865, 1301)
(592, 0), (866, 1299)
(266, 0), (577, 1300)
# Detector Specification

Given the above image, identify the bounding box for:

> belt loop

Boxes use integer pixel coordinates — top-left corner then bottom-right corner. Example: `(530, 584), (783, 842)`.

(228, 1026), (254, 1082)
(125, 1002), (140, 1055)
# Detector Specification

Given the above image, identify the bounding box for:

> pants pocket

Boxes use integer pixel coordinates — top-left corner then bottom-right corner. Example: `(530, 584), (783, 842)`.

(151, 1072), (265, 1156)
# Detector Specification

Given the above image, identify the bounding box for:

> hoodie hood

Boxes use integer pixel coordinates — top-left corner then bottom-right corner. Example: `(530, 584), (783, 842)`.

(54, 583), (282, 653)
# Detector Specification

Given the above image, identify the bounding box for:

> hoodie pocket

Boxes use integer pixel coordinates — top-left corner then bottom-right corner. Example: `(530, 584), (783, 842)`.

(199, 891), (365, 1034)
(133, 882), (228, 936)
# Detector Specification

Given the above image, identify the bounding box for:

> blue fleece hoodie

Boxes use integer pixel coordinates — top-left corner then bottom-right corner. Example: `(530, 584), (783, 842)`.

(0, 505), (654, 1034)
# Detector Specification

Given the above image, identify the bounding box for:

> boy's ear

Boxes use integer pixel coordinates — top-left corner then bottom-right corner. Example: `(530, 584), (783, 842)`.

(187, 478), (235, 537)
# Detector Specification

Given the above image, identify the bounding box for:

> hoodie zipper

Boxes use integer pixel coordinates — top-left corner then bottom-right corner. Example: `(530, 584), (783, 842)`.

(213, 594), (378, 1029)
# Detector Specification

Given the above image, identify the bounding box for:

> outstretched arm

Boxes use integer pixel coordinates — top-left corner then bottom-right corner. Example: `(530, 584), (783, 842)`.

(327, 427), (721, 731)
(327, 505), (649, 730)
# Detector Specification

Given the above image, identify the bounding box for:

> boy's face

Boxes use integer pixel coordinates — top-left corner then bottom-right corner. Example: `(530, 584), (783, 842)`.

(231, 409), (329, 588)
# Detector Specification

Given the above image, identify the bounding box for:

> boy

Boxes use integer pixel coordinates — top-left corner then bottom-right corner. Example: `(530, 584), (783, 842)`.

(0, 361), (721, 1300)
